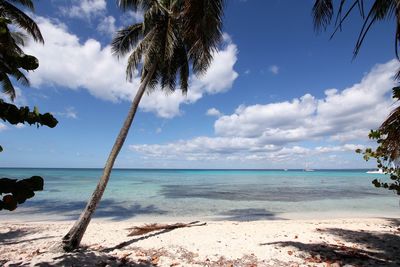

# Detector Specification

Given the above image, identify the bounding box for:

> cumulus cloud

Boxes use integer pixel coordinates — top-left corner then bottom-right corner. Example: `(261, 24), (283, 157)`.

(130, 136), (281, 161)
(215, 60), (398, 143)
(97, 16), (116, 36)
(61, 0), (106, 19)
(130, 60), (397, 167)
(25, 16), (239, 118)
(206, 108), (223, 117)
(120, 10), (144, 25)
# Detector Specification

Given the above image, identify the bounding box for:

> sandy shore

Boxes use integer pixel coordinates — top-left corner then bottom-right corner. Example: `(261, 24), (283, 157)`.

(1, 217), (399, 266)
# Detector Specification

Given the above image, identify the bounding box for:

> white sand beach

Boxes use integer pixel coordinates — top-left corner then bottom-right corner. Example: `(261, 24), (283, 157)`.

(1, 217), (399, 266)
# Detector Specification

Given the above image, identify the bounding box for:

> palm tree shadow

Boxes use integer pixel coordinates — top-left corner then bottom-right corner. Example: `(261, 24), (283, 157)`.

(34, 249), (153, 267)
(0, 228), (31, 243)
(101, 228), (175, 253)
(260, 219), (400, 266)
(0, 227), (57, 245)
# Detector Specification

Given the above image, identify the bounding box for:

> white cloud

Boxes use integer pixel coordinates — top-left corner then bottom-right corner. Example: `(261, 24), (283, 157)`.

(129, 60), (398, 167)
(14, 123), (26, 129)
(269, 65), (279, 75)
(120, 10), (144, 25)
(206, 108), (223, 117)
(25, 16), (238, 118)
(215, 60), (398, 143)
(97, 16), (116, 36)
(0, 123), (8, 132)
(61, 0), (106, 19)
(56, 107), (78, 119)
(129, 136), (281, 161)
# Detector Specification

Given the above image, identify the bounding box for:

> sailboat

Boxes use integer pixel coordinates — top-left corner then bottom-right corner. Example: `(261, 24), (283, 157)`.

(304, 162), (314, 172)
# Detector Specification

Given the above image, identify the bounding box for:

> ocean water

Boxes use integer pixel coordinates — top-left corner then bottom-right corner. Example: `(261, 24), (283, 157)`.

(0, 168), (399, 221)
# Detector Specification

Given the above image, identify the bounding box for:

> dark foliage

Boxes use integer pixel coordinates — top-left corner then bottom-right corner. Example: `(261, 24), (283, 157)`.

(0, 1), (54, 212)
(0, 176), (43, 211)
(0, 99), (58, 128)
(0, 17), (39, 100)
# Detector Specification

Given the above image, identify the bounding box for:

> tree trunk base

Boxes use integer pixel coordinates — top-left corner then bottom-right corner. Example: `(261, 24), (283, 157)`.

(62, 230), (82, 252)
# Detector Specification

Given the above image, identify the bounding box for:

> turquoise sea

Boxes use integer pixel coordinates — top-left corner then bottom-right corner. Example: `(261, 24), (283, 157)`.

(0, 168), (399, 221)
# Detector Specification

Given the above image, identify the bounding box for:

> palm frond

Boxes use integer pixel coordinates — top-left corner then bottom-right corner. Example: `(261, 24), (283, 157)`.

(1, 1), (44, 43)
(9, 67), (29, 86)
(312, 0), (333, 32)
(116, 0), (155, 11)
(112, 23), (143, 56)
(10, 31), (27, 46)
(330, 0), (359, 39)
(354, 0), (396, 57)
(0, 73), (16, 100)
(183, 0), (224, 75)
(125, 29), (155, 81)
(116, 0), (225, 94)
(9, 0), (34, 10)
(379, 104), (400, 160)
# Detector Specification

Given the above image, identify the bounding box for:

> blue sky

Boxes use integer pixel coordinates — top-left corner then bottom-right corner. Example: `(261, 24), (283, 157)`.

(0, 0), (398, 169)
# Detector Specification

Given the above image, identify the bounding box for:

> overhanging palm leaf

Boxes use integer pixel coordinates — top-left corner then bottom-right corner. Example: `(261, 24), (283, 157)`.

(0, 72), (15, 99)
(312, 0), (400, 58)
(9, 0), (34, 10)
(0, 1), (44, 43)
(0, 0), (43, 101)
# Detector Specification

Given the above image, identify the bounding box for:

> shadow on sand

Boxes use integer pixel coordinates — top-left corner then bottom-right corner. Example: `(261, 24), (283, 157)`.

(0, 199), (168, 221)
(260, 218), (400, 266)
(0, 228), (32, 243)
(102, 228), (176, 253)
(33, 249), (154, 267)
(217, 208), (286, 221)
(0, 227), (57, 246)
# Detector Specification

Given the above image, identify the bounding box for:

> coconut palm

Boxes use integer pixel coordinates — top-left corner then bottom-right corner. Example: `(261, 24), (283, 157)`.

(62, 0), (225, 251)
(0, 0), (43, 100)
(312, 0), (400, 161)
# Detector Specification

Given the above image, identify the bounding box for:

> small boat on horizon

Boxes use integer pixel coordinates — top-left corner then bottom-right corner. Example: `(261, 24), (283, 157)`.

(366, 169), (384, 174)
(304, 163), (314, 172)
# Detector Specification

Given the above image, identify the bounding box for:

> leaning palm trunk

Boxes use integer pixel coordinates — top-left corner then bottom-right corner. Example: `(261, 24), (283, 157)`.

(62, 67), (155, 251)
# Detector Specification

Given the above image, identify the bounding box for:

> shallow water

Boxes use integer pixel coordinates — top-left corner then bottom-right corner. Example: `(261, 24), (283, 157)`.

(0, 168), (399, 221)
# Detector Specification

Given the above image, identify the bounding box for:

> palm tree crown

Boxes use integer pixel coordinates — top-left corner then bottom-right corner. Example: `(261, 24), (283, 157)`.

(0, 0), (43, 100)
(112, 0), (224, 93)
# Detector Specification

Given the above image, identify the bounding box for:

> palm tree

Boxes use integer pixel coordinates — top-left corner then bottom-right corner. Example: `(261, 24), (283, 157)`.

(312, 0), (400, 161)
(0, 0), (43, 100)
(62, 0), (225, 251)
